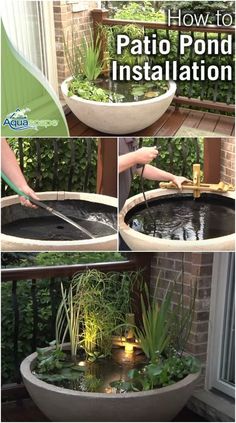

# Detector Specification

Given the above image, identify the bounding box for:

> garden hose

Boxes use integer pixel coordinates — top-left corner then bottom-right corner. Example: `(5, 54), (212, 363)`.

(1, 171), (95, 239)
(1, 171), (32, 200)
(140, 146), (161, 231)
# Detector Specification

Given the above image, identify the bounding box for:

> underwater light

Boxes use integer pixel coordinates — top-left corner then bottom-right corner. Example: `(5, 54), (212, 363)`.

(124, 342), (134, 354)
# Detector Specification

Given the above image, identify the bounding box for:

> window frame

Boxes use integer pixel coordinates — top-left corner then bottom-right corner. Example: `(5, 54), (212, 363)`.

(206, 252), (235, 398)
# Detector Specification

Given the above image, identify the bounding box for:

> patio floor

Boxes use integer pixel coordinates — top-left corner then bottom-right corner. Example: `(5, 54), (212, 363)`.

(2, 397), (207, 422)
(66, 106), (235, 137)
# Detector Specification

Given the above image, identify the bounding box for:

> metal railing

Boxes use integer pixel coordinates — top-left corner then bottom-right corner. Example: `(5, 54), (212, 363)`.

(1, 138), (97, 197)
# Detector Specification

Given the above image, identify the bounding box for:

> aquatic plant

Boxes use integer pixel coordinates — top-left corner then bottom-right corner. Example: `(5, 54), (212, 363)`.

(68, 77), (110, 101)
(68, 77), (126, 102)
(77, 30), (103, 81)
(63, 27), (102, 81)
(135, 279), (175, 363)
(55, 269), (141, 360)
(63, 25), (81, 79)
(135, 272), (197, 363)
(111, 351), (200, 392)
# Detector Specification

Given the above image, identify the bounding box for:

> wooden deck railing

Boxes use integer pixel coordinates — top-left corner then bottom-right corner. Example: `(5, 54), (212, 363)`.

(1, 254), (152, 399)
(92, 9), (235, 114)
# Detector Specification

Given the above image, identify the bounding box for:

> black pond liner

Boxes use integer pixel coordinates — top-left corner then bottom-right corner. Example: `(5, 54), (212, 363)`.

(2, 200), (117, 241)
(125, 193), (235, 241)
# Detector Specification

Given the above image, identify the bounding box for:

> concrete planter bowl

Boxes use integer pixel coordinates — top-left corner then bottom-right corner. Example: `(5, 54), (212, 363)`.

(61, 77), (176, 134)
(119, 188), (235, 251)
(21, 345), (200, 422)
(1, 191), (117, 251)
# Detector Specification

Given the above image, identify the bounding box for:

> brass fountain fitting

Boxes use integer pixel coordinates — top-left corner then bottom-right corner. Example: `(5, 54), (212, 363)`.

(193, 163), (201, 198)
(160, 164), (235, 198)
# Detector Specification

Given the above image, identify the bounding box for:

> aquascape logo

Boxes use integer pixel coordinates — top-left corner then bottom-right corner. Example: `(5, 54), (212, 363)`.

(3, 108), (59, 131)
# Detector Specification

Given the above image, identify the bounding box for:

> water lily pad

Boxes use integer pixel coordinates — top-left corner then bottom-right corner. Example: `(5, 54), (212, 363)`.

(144, 91), (158, 98)
(144, 82), (156, 89)
(131, 88), (145, 96)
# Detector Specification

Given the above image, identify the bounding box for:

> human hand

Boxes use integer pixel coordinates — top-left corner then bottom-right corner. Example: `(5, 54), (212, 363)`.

(134, 147), (159, 165)
(19, 185), (40, 209)
(171, 176), (191, 191)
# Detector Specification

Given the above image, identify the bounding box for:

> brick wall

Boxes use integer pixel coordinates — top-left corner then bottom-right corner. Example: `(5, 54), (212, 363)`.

(53, 0), (98, 98)
(150, 252), (213, 390)
(220, 138), (235, 185)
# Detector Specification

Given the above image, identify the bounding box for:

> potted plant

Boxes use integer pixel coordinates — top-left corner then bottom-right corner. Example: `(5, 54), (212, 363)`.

(21, 269), (200, 422)
(61, 26), (176, 134)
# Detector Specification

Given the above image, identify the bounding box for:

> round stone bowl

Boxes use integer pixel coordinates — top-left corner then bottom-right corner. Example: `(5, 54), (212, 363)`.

(1, 191), (117, 251)
(61, 78), (176, 134)
(119, 188), (235, 251)
(20, 343), (200, 422)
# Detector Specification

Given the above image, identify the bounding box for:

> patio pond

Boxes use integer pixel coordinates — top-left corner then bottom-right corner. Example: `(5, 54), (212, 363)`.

(71, 77), (169, 103)
(125, 193), (235, 241)
(33, 348), (147, 393)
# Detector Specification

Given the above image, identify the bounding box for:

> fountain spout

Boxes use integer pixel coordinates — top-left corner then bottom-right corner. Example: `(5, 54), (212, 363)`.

(192, 164), (201, 198)
(160, 163), (235, 197)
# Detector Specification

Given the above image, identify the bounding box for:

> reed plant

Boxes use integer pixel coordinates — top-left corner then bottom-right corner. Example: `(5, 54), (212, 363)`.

(135, 279), (175, 363)
(63, 27), (102, 81)
(55, 269), (142, 360)
(136, 272), (197, 364)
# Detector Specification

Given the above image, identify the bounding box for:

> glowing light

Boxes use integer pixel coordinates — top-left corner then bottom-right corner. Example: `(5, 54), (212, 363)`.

(124, 342), (134, 354)
(78, 361), (86, 367)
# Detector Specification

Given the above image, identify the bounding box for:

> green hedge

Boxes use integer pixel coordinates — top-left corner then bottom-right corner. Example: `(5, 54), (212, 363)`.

(3, 138), (98, 196)
(107, 2), (234, 105)
(130, 137), (204, 196)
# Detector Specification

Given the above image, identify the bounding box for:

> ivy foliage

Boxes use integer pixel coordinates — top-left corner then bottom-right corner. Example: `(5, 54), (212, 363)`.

(3, 138), (98, 197)
(163, 1), (235, 24)
(130, 137), (204, 196)
(105, 2), (235, 104)
(1, 252), (125, 384)
(113, 1), (164, 22)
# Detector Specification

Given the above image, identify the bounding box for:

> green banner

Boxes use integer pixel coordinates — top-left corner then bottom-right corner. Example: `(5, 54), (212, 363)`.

(1, 21), (69, 137)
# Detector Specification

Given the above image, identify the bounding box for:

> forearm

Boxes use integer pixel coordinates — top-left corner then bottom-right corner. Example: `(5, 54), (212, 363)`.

(119, 151), (138, 173)
(137, 164), (176, 182)
(1, 139), (28, 189)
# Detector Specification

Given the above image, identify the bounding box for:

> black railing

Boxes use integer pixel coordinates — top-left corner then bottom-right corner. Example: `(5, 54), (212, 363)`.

(134, 138), (203, 195)
(1, 138), (97, 197)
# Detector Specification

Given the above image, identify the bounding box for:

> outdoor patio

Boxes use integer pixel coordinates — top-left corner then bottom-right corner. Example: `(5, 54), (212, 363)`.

(63, 8), (235, 138)
(1, 252), (234, 422)
(66, 106), (235, 137)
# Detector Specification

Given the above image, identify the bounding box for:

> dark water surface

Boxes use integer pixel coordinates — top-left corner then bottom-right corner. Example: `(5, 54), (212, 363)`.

(126, 194), (235, 241)
(2, 216), (116, 241)
(95, 78), (168, 103)
(2, 199), (117, 241)
(35, 348), (146, 393)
